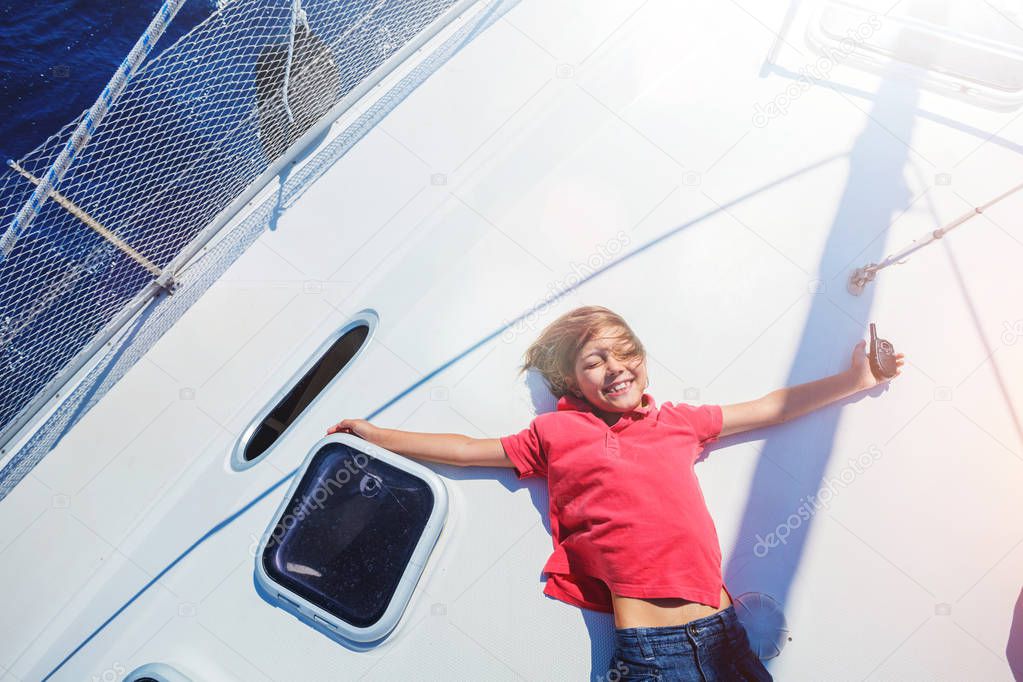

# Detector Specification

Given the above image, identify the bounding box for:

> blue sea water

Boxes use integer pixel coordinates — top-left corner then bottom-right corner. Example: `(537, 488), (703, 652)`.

(0, 0), (214, 162)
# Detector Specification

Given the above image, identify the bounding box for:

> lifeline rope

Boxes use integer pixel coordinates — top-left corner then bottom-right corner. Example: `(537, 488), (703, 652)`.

(0, 0), (188, 264)
(8, 161), (163, 278)
(849, 179), (1023, 293)
(282, 0), (310, 124)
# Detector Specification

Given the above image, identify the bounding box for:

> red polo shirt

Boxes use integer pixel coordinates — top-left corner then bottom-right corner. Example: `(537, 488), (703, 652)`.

(499, 392), (725, 612)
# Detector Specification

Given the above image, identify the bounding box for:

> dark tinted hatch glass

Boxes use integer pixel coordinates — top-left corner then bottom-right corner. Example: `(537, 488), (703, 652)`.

(262, 441), (435, 628)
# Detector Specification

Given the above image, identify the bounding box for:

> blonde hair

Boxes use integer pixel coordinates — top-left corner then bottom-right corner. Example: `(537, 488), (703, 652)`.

(516, 305), (645, 398)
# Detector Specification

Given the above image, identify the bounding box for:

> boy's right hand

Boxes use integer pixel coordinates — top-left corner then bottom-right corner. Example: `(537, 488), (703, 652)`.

(326, 418), (379, 441)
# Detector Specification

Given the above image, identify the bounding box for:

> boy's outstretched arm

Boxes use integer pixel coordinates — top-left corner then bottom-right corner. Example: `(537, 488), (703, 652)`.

(719, 340), (905, 439)
(325, 419), (514, 469)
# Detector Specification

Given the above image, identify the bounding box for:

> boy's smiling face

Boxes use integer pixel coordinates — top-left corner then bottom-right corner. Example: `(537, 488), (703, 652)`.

(569, 326), (649, 415)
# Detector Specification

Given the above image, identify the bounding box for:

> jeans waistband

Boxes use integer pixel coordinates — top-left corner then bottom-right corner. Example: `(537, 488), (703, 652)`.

(613, 604), (740, 651)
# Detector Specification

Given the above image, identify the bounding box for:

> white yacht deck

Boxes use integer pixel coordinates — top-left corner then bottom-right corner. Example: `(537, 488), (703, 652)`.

(1, 1), (1021, 679)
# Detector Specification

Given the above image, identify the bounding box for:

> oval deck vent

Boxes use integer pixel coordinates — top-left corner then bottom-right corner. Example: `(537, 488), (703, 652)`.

(231, 311), (376, 470)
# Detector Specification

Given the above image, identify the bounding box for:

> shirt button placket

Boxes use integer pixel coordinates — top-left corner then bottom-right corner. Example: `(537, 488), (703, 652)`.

(605, 431), (620, 458)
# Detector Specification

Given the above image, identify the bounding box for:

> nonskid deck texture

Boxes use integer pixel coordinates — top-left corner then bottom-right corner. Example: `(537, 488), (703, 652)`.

(2, 0), (1022, 680)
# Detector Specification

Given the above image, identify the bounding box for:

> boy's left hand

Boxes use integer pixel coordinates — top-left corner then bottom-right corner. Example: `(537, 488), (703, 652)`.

(849, 339), (904, 390)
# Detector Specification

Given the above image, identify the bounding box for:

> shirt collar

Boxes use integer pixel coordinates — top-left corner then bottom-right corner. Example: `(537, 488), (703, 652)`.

(557, 391), (657, 416)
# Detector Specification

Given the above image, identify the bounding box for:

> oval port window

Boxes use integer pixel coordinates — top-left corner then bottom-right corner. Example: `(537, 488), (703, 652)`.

(231, 311), (376, 470)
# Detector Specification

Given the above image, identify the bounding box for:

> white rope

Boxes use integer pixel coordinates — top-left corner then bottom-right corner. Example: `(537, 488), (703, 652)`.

(281, 0), (309, 125)
(849, 179), (1023, 293)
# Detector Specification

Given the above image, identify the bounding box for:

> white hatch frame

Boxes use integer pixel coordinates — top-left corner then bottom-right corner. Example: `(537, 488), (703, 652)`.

(253, 431), (449, 644)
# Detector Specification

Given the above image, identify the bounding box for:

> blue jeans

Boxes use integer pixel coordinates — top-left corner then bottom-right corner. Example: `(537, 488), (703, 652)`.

(607, 604), (773, 681)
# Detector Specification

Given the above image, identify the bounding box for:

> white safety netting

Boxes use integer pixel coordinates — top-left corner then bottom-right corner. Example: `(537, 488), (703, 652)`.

(0, 0), (485, 497)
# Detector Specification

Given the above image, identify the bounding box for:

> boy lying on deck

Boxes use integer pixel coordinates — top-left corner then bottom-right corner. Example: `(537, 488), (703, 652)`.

(327, 305), (903, 681)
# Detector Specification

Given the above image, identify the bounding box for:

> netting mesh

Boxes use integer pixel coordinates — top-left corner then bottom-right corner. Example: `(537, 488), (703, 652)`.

(0, 0), (463, 456)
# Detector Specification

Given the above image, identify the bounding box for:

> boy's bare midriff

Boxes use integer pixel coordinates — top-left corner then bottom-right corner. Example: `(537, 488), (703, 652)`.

(612, 585), (732, 629)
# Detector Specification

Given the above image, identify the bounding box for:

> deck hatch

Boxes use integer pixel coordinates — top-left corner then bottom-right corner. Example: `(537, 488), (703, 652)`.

(255, 434), (448, 643)
(807, 0), (1023, 110)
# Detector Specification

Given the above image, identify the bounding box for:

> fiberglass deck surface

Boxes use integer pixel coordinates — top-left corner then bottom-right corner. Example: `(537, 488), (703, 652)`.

(1, 1), (1022, 680)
